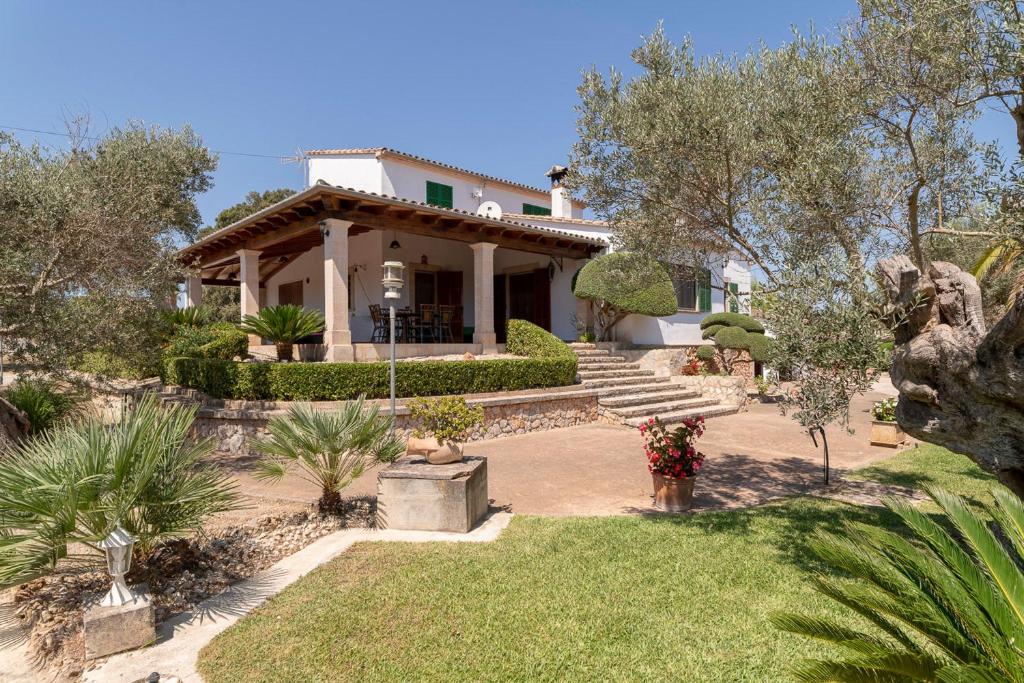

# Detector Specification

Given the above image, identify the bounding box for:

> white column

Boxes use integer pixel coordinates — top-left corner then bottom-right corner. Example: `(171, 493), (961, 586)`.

(323, 218), (354, 362)
(470, 242), (498, 347)
(238, 249), (261, 347)
(185, 276), (203, 308)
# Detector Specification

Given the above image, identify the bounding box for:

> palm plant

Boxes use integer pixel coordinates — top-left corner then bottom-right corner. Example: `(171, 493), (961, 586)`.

(238, 304), (325, 361)
(0, 393), (239, 586)
(252, 396), (404, 514)
(165, 305), (212, 328)
(4, 378), (83, 434)
(971, 238), (1024, 311)
(772, 487), (1024, 682)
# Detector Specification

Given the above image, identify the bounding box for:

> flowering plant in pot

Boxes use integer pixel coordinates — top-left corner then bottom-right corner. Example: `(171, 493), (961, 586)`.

(869, 397), (905, 448)
(639, 415), (706, 512)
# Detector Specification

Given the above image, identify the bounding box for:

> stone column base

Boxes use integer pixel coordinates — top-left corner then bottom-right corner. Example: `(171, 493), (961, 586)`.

(325, 344), (355, 362)
(473, 332), (497, 345)
(84, 586), (155, 660)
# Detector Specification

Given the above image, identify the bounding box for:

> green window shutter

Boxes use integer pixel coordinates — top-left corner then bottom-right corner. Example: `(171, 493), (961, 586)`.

(425, 181), (453, 209)
(698, 269), (712, 312)
(522, 203), (551, 216)
(728, 282), (739, 313)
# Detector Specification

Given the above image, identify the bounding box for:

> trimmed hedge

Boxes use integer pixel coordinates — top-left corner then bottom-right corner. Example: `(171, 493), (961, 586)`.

(701, 324), (724, 340)
(506, 319), (576, 360)
(695, 345), (716, 362)
(714, 326), (751, 350)
(165, 323), (248, 361)
(163, 356), (578, 401)
(699, 312), (764, 334)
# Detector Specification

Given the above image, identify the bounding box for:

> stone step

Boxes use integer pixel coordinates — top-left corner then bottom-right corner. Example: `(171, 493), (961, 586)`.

(599, 389), (701, 408)
(568, 342), (598, 349)
(575, 360), (638, 371)
(610, 396), (721, 418)
(573, 349), (610, 357)
(580, 375), (672, 390)
(578, 368), (655, 380)
(594, 381), (688, 398)
(623, 403), (740, 427)
(576, 354), (628, 364)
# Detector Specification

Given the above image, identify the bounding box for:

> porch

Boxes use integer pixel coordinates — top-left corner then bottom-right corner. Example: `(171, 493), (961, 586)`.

(179, 184), (603, 361)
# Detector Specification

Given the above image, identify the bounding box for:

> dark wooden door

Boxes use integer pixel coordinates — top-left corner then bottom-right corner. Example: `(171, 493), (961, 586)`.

(532, 267), (551, 332)
(437, 270), (463, 340)
(506, 269), (551, 332)
(494, 274), (507, 343)
(278, 281), (303, 307)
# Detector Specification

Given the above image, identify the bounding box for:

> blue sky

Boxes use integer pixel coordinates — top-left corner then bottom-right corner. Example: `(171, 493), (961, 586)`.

(1, 0), (1015, 225)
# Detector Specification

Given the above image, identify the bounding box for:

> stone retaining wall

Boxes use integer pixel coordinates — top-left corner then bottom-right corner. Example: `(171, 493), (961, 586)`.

(192, 388), (601, 456)
(672, 375), (747, 407)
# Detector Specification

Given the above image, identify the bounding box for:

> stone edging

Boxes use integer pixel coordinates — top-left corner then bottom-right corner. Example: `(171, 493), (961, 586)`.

(84, 512), (514, 683)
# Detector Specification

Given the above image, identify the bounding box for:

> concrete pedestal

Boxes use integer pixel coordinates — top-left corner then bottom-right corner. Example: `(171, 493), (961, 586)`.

(83, 586), (155, 660)
(377, 456), (488, 533)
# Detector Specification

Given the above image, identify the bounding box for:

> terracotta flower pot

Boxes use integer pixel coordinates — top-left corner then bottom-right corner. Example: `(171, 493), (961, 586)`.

(870, 420), (905, 448)
(652, 473), (696, 512)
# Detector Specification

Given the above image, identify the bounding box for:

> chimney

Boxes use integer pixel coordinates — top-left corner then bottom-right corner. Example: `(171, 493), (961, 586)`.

(545, 165), (572, 218)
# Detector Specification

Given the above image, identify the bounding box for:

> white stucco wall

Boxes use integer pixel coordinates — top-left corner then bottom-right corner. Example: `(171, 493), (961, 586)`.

(306, 154), (383, 192)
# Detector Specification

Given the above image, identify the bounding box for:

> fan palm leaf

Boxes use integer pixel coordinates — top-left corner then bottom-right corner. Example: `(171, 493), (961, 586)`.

(772, 486), (1024, 682)
(251, 395), (403, 513)
(238, 305), (324, 361)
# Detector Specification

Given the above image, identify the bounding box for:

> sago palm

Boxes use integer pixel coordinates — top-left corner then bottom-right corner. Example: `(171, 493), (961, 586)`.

(0, 393), (239, 586)
(252, 396), (404, 514)
(238, 304), (324, 361)
(773, 486), (1024, 682)
(971, 238), (1024, 312)
(165, 305), (212, 328)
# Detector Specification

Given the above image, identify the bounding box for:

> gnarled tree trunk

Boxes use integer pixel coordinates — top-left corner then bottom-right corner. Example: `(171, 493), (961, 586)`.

(877, 256), (1024, 497)
(0, 396), (29, 453)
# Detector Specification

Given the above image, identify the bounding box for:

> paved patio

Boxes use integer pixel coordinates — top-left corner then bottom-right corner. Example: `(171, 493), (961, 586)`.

(211, 383), (908, 523)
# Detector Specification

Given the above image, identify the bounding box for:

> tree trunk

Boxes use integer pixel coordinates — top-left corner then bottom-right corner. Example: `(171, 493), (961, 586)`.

(275, 342), (293, 362)
(877, 256), (1024, 497)
(0, 397), (30, 453)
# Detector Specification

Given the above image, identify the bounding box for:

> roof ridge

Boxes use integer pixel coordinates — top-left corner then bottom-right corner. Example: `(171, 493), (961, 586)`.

(304, 146), (583, 204)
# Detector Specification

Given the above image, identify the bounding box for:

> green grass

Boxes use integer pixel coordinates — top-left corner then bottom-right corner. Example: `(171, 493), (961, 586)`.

(198, 447), (1000, 682)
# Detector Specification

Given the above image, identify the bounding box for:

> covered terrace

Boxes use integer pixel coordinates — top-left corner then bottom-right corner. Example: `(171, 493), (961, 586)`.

(178, 183), (605, 361)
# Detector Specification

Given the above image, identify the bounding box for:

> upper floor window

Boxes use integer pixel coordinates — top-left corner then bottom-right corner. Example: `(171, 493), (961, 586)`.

(425, 181), (454, 209)
(672, 266), (712, 312)
(522, 203), (551, 216)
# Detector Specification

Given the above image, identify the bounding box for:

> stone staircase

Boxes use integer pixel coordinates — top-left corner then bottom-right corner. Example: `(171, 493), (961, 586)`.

(570, 343), (739, 427)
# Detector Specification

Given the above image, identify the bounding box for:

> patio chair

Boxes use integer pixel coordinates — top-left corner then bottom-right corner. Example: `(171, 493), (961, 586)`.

(368, 304), (388, 343)
(438, 305), (457, 343)
(417, 304), (439, 343)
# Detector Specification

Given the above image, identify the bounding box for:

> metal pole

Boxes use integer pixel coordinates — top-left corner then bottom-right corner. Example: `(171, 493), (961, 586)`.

(389, 302), (397, 429)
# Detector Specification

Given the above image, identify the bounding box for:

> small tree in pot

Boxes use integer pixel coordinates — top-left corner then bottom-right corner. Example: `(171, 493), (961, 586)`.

(406, 396), (484, 465)
(239, 304), (324, 362)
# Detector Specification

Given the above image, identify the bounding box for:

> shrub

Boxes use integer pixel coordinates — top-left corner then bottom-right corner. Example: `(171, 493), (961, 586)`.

(871, 397), (897, 422)
(0, 394), (239, 585)
(163, 356), (578, 401)
(239, 305), (325, 362)
(745, 333), (772, 363)
(699, 312), (765, 333)
(407, 396), (484, 444)
(4, 379), (82, 434)
(573, 252), (677, 340)
(773, 486), (1024, 682)
(164, 322), (248, 361)
(506, 319), (576, 360)
(713, 326), (750, 349)
(74, 351), (159, 380)
(701, 324), (724, 340)
(252, 397), (403, 514)
(695, 345), (716, 362)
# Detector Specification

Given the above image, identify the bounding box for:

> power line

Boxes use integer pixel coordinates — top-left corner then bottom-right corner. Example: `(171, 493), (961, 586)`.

(0, 123), (299, 161)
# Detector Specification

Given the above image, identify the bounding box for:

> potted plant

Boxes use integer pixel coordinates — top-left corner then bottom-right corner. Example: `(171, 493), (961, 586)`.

(639, 416), (706, 512)
(406, 396), (484, 465)
(870, 397), (905, 447)
(239, 304), (325, 362)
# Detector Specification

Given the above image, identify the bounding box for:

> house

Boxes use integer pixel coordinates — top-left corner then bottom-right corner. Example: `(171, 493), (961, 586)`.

(179, 147), (751, 358)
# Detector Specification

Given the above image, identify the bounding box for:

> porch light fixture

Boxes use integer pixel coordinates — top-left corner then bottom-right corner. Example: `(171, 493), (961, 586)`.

(98, 524), (136, 607)
(381, 261), (406, 424)
(389, 230), (401, 250)
(319, 220), (330, 238)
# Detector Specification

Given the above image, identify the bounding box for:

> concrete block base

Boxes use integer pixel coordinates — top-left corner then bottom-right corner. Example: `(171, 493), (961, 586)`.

(83, 587), (156, 660)
(377, 456), (488, 533)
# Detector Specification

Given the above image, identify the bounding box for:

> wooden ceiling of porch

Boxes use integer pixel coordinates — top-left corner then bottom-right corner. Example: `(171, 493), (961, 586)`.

(183, 185), (604, 285)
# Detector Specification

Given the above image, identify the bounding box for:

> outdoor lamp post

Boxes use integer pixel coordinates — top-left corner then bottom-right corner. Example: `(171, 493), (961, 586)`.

(98, 524), (137, 607)
(382, 261), (405, 423)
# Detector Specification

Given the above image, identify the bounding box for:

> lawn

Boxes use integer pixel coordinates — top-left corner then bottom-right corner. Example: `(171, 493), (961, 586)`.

(197, 446), (998, 682)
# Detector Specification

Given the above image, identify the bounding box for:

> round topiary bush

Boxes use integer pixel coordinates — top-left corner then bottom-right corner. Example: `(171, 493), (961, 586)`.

(745, 333), (772, 362)
(695, 345), (716, 362)
(714, 326), (750, 350)
(699, 312), (764, 334)
(573, 252), (676, 340)
(701, 324), (724, 340)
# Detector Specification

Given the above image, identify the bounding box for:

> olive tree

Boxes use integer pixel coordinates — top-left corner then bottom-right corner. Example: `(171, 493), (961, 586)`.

(572, 252), (676, 340)
(0, 122), (217, 373)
